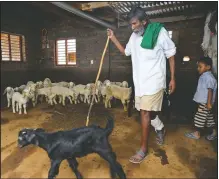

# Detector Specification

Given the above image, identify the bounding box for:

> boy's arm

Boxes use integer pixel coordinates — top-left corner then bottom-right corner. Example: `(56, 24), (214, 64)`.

(207, 88), (213, 110)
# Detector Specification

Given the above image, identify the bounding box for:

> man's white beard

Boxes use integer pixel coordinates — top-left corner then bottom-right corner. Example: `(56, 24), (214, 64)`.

(133, 26), (145, 36)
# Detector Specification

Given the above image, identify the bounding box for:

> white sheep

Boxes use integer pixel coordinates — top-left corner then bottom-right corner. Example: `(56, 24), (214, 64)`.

(111, 82), (123, 87)
(58, 81), (69, 88)
(51, 83), (59, 87)
(36, 81), (44, 89)
(95, 82), (103, 103)
(87, 83), (102, 103)
(69, 82), (76, 89)
(36, 87), (53, 104)
(103, 80), (111, 86)
(105, 85), (132, 111)
(14, 85), (26, 93)
(49, 86), (76, 106)
(100, 85), (107, 103)
(122, 81), (129, 88)
(43, 78), (52, 88)
(26, 81), (34, 87)
(23, 84), (37, 107)
(12, 89), (31, 114)
(73, 84), (91, 104)
(3, 87), (14, 107)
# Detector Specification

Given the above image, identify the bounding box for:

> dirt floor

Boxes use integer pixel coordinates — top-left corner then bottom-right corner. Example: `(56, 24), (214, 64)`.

(1, 102), (218, 179)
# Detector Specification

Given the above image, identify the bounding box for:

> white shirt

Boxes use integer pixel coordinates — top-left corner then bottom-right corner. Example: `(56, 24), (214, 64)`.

(124, 27), (176, 97)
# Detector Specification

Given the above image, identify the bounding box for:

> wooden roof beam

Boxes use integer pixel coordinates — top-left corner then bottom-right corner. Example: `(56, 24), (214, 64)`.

(81, 2), (110, 11)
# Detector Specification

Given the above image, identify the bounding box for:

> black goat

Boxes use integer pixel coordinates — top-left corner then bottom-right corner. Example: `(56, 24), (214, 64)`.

(17, 116), (126, 179)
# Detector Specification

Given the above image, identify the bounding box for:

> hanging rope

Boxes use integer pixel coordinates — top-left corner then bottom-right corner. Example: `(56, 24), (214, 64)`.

(86, 36), (110, 126)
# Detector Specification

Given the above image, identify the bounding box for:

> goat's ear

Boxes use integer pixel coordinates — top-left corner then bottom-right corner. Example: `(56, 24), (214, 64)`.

(27, 133), (36, 142)
(34, 128), (45, 133)
(28, 132), (39, 146)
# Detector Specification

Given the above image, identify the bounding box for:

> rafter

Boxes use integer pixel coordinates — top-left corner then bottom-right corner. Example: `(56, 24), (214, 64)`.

(81, 2), (110, 11)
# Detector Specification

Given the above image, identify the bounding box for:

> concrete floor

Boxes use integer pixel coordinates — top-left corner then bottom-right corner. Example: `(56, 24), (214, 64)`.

(1, 102), (218, 178)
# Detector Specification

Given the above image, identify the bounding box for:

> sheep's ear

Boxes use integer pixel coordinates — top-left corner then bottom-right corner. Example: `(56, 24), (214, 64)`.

(3, 89), (7, 95)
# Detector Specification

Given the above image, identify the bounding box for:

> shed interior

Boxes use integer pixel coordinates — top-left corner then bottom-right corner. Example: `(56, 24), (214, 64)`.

(1, 1), (218, 179)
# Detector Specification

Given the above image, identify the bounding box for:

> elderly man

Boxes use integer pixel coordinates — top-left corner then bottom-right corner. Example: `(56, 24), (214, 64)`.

(107, 7), (176, 163)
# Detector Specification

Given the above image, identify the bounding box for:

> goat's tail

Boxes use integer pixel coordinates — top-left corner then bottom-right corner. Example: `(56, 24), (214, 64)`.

(104, 115), (114, 136)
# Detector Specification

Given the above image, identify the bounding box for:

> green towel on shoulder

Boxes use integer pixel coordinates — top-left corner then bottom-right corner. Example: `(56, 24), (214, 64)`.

(141, 22), (164, 49)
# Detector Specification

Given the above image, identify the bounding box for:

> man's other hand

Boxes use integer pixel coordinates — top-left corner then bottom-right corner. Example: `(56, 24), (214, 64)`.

(169, 79), (176, 94)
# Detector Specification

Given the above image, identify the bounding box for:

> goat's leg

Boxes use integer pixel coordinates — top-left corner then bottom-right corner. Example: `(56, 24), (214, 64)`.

(87, 95), (90, 104)
(48, 159), (62, 179)
(94, 95), (98, 103)
(12, 100), (16, 113)
(16, 102), (19, 112)
(121, 99), (127, 111)
(32, 99), (35, 107)
(104, 98), (108, 108)
(96, 150), (126, 179)
(53, 97), (57, 105)
(105, 97), (111, 108)
(36, 94), (39, 103)
(39, 95), (43, 103)
(74, 97), (78, 104)
(32, 97), (36, 107)
(68, 96), (73, 104)
(62, 96), (65, 106)
(103, 96), (106, 104)
(84, 95), (87, 103)
(18, 103), (22, 115)
(67, 158), (83, 179)
(74, 96), (77, 104)
(109, 100), (112, 108)
(98, 95), (101, 103)
(23, 103), (27, 114)
(7, 96), (10, 107)
(50, 99), (53, 106)
(80, 95), (84, 102)
(58, 96), (62, 104)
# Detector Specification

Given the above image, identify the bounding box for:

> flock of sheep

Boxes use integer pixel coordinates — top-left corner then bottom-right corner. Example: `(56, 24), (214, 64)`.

(3, 78), (132, 115)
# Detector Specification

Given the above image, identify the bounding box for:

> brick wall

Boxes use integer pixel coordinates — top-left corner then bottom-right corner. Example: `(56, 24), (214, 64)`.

(1, 2), (49, 107)
(37, 17), (206, 116)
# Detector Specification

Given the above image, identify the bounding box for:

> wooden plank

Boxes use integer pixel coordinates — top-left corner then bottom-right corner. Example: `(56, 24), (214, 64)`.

(8, 34), (12, 61)
(81, 2), (109, 11)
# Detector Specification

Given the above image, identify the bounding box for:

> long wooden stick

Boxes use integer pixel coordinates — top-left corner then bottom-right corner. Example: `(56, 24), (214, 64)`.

(86, 36), (110, 126)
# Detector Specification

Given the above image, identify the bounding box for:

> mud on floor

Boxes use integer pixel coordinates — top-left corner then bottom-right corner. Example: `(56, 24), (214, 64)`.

(1, 102), (218, 178)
